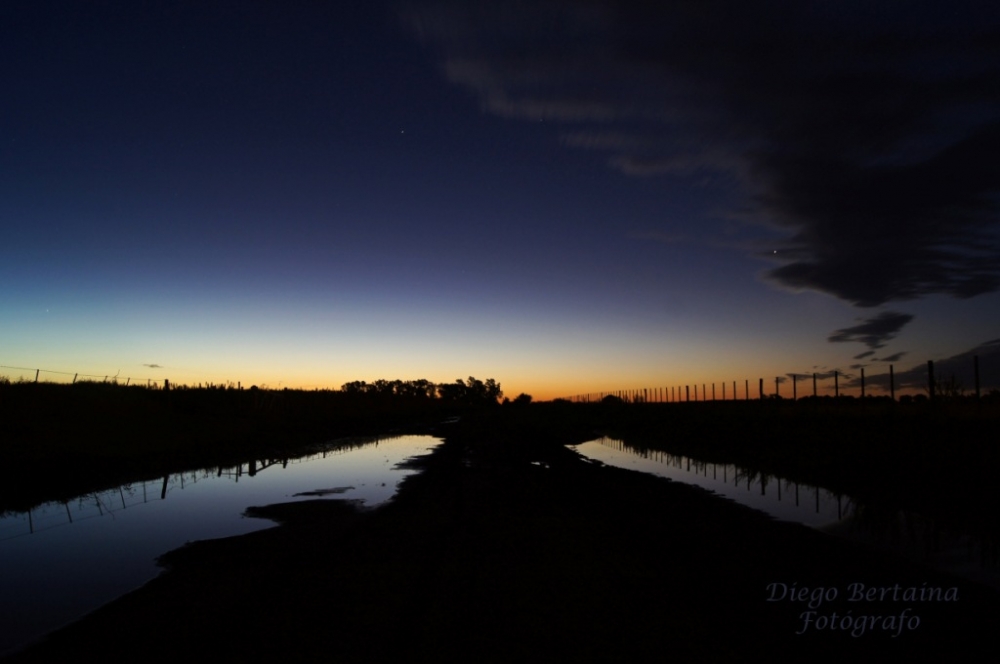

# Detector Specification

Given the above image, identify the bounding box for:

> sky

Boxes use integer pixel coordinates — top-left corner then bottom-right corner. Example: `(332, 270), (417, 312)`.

(2, 1), (999, 400)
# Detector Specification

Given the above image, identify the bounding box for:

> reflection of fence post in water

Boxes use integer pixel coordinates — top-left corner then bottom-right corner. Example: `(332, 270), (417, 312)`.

(161, 475), (169, 500)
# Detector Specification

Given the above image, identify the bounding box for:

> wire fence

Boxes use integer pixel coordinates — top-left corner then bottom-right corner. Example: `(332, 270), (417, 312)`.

(0, 364), (224, 389)
(3, 355), (993, 401)
(560, 356), (992, 403)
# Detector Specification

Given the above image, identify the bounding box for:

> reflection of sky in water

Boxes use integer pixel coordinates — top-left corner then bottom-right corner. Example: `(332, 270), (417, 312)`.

(0, 435), (440, 657)
(574, 437), (1000, 591)
(572, 438), (847, 528)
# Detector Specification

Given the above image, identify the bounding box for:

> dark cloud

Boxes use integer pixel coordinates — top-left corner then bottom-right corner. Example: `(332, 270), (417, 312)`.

(878, 351), (907, 363)
(143, 363), (163, 369)
(854, 350), (876, 360)
(819, 369), (850, 381)
(405, 1), (1000, 306)
(828, 311), (914, 350)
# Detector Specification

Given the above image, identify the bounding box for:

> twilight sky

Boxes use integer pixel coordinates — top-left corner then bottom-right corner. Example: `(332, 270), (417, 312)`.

(2, 1), (999, 399)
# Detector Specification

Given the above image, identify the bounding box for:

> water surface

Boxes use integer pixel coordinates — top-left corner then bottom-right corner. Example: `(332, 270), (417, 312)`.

(572, 436), (1000, 589)
(0, 434), (441, 656)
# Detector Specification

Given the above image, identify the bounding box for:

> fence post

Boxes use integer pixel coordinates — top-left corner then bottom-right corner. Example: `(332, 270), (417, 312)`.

(35, 369), (39, 383)
(927, 360), (935, 400)
(974, 355), (980, 399)
(775, 376), (779, 398)
(745, 379), (749, 401)
(793, 374), (797, 400)
(834, 371), (839, 398)
(813, 372), (817, 397)
(686, 385), (690, 402)
(126, 377), (130, 386)
(860, 368), (864, 398)
(164, 379), (170, 391)
(759, 378), (763, 400)
(73, 373), (77, 384)
(889, 364), (895, 401)
(733, 381), (736, 401)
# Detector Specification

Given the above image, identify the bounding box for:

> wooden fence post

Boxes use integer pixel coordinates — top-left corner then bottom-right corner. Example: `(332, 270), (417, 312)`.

(889, 364), (895, 401)
(745, 379), (749, 401)
(813, 372), (817, 397)
(758, 378), (763, 400)
(35, 369), (39, 383)
(860, 368), (865, 398)
(72, 373), (77, 384)
(927, 360), (935, 400)
(834, 371), (839, 398)
(792, 374), (797, 400)
(775, 376), (779, 398)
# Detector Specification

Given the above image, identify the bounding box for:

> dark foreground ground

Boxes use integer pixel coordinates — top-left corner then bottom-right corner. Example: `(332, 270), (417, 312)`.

(6, 410), (998, 662)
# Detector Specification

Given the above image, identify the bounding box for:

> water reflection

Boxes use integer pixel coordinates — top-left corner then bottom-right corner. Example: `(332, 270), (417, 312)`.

(573, 437), (845, 527)
(0, 434), (441, 656)
(572, 437), (999, 588)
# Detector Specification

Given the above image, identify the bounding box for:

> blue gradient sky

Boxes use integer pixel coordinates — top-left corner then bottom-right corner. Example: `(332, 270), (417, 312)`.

(3, 1), (999, 399)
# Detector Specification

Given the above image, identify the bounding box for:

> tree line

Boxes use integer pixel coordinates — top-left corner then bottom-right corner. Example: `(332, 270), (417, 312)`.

(340, 376), (505, 406)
